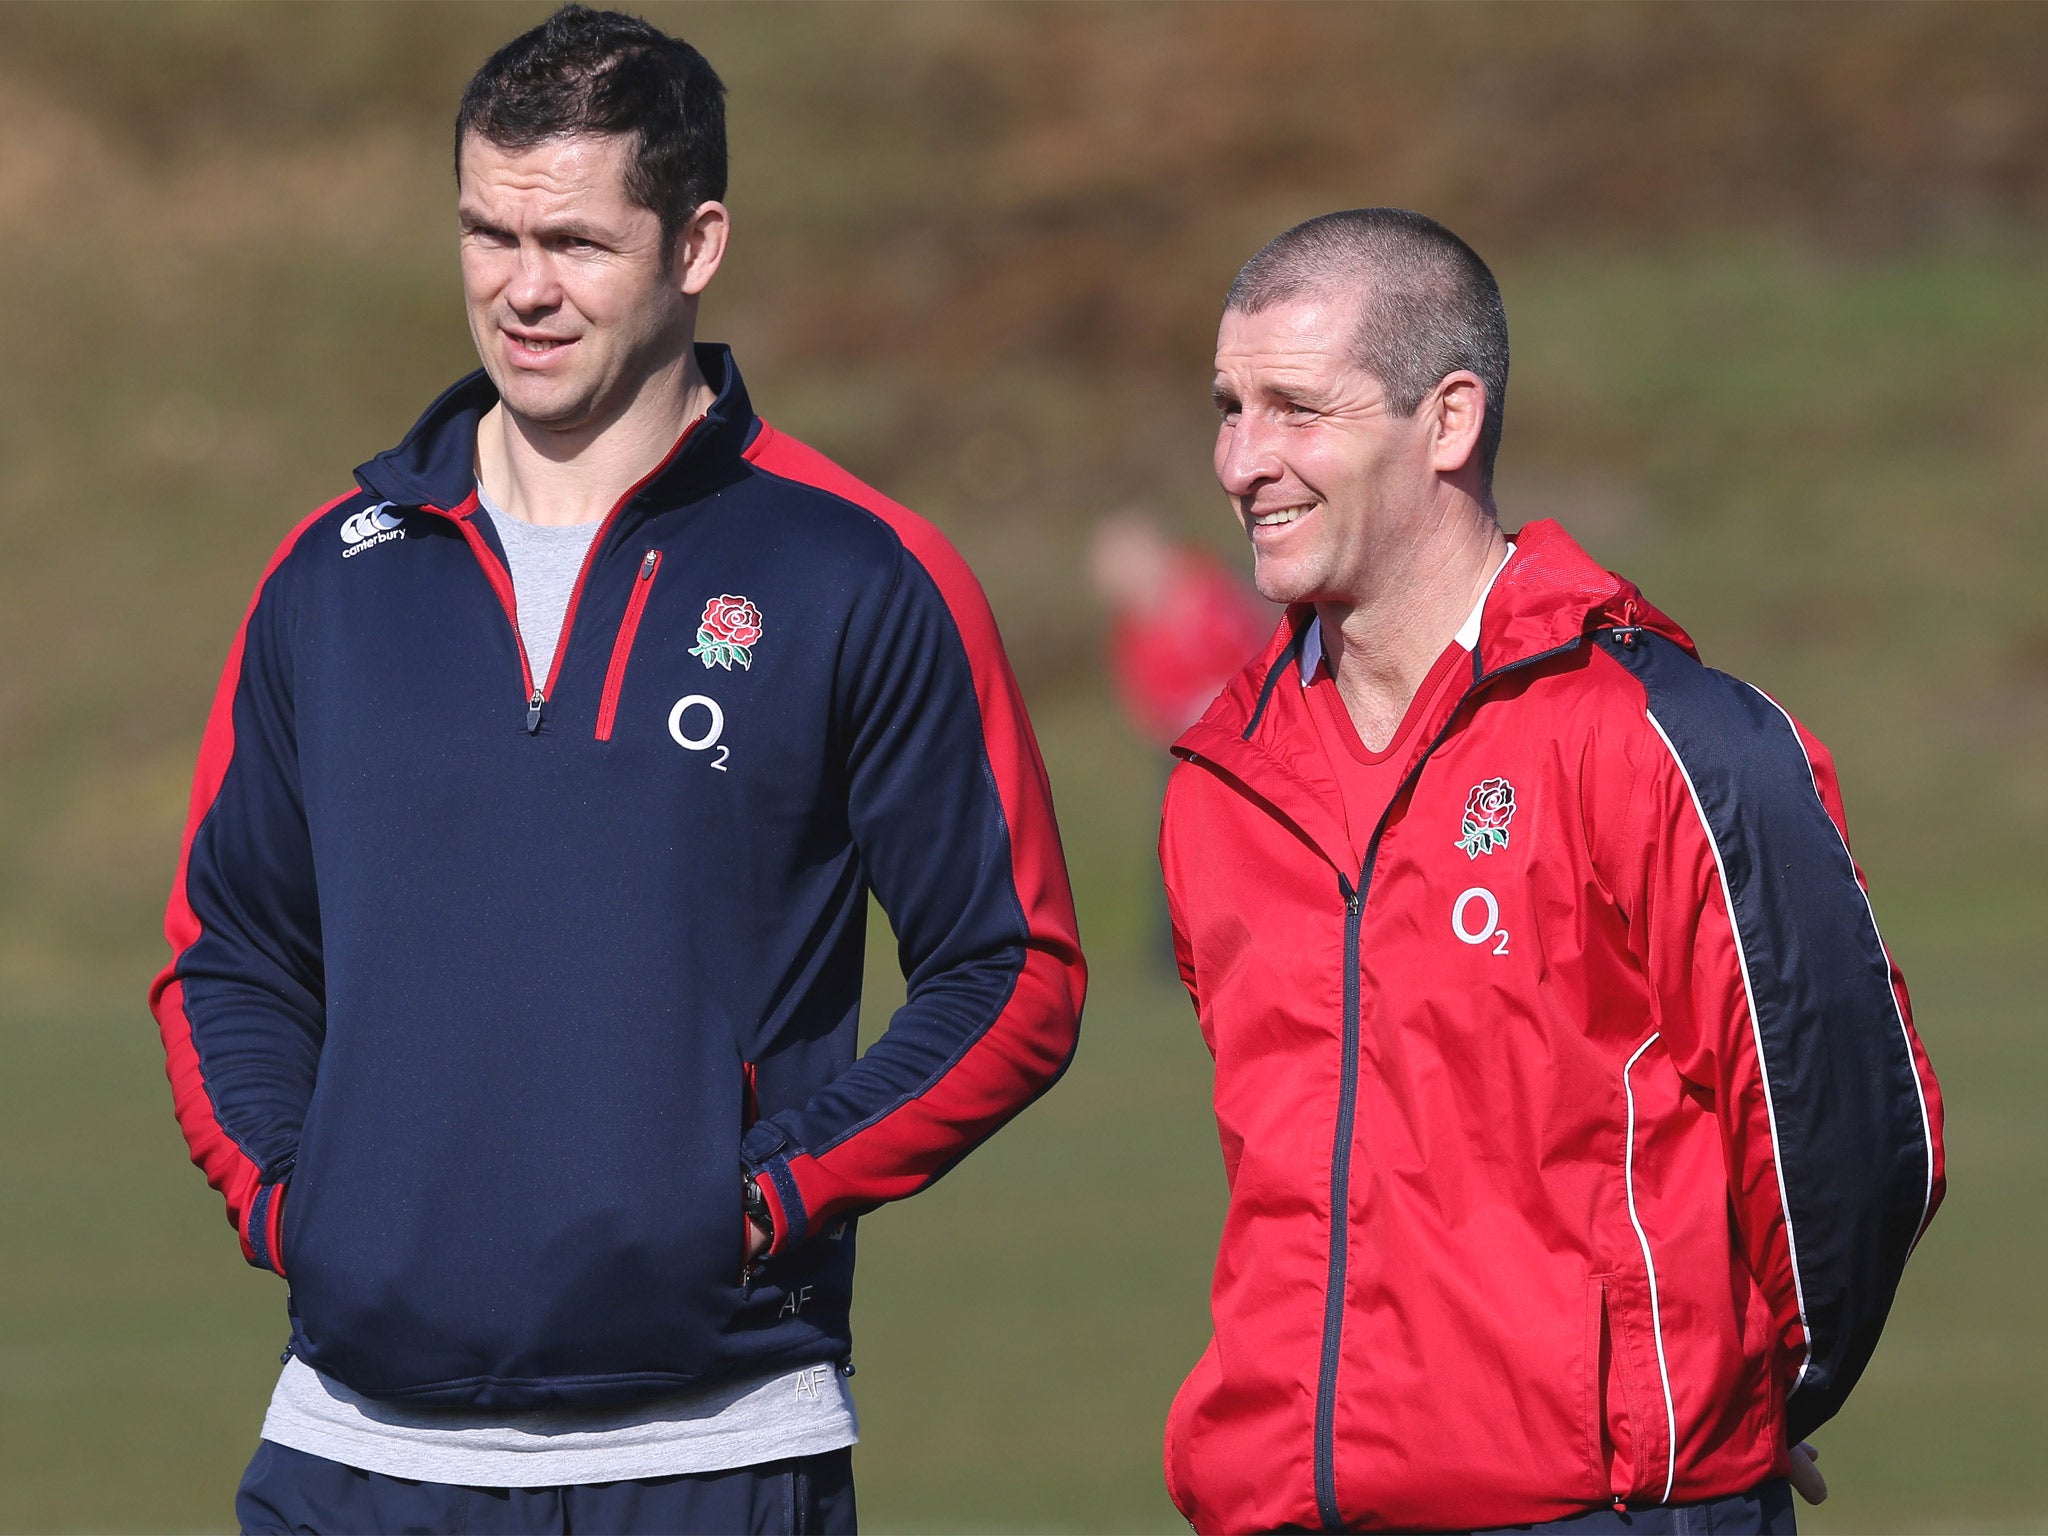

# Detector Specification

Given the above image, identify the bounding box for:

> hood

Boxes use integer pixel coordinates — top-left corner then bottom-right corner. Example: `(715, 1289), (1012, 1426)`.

(1169, 519), (1693, 872)
(1184, 519), (1692, 749)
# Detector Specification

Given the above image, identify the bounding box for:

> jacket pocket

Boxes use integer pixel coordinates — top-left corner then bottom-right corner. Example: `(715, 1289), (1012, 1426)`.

(1587, 1272), (1648, 1505)
(595, 548), (662, 742)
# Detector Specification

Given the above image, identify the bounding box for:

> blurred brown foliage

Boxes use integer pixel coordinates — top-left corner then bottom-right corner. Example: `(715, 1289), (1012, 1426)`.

(3, 1), (2046, 999)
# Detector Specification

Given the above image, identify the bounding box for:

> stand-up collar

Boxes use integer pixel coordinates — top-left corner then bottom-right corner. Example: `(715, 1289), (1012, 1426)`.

(1171, 519), (1695, 867)
(354, 343), (759, 515)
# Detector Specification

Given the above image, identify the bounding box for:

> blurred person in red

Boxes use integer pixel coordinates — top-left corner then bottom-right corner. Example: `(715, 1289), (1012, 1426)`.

(1090, 510), (1271, 748)
(1159, 209), (1944, 1533)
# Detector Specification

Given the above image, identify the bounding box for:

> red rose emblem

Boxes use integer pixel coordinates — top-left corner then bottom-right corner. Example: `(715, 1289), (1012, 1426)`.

(1455, 777), (1515, 857)
(701, 595), (763, 648)
(1465, 778), (1514, 831)
(689, 593), (763, 669)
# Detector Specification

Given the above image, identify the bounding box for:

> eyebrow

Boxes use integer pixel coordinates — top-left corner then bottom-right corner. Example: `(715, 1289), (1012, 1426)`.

(1213, 376), (1334, 411)
(457, 208), (612, 243)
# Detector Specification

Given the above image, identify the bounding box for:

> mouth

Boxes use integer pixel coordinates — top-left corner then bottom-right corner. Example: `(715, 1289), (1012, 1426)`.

(1247, 503), (1314, 531)
(501, 329), (578, 363)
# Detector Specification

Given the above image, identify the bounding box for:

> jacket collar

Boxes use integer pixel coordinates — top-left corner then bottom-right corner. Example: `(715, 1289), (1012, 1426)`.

(353, 342), (758, 518)
(1171, 519), (1694, 873)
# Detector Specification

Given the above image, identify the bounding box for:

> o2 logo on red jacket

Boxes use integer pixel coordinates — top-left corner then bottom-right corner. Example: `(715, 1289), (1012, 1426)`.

(1452, 887), (1510, 956)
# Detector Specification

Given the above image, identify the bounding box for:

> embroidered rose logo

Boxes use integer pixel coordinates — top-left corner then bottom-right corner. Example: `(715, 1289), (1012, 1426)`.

(689, 594), (762, 670)
(1456, 777), (1515, 859)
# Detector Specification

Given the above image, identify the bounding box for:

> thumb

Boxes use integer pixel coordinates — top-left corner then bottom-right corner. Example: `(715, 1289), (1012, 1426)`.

(1787, 1442), (1829, 1505)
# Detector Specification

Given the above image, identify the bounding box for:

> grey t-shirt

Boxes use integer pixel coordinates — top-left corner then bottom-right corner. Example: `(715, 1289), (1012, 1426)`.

(257, 480), (859, 1483)
(477, 486), (602, 689)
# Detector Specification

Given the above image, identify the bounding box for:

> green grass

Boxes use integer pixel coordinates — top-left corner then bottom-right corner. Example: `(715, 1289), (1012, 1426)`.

(3, 699), (2042, 1531)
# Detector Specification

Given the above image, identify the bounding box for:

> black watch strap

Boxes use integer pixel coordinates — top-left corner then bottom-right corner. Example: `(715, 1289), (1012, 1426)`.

(743, 1173), (775, 1242)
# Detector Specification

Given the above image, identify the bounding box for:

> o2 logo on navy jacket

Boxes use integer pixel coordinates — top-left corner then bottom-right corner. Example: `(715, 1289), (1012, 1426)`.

(668, 695), (729, 771)
(339, 502), (405, 559)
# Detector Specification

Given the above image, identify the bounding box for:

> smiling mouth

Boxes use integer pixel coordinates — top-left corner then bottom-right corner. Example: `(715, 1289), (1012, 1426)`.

(505, 333), (574, 354)
(1250, 505), (1312, 528)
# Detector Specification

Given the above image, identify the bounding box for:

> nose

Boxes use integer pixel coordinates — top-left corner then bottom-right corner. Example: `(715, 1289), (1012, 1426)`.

(1215, 415), (1278, 502)
(505, 241), (562, 316)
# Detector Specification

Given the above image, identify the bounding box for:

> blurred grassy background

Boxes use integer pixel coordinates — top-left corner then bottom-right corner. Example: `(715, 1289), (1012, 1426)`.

(3, 2), (2046, 1530)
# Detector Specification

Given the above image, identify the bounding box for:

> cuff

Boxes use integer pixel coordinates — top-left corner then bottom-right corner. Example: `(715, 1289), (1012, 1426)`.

(243, 1180), (288, 1277)
(751, 1156), (808, 1257)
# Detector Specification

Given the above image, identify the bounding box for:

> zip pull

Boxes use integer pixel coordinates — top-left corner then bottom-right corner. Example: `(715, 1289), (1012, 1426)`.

(525, 689), (545, 734)
(1339, 875), (1362, 916)
(638, 548), (658, 579)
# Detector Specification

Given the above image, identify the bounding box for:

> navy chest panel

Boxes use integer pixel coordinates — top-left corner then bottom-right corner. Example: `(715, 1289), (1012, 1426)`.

(292, 507), (877, 910)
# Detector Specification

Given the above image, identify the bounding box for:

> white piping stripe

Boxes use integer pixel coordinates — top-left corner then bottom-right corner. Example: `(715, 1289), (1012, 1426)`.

(1747, 684), (1937, 1251)
(1623, 1033), (1679, 1506)
(1643, 708), (1815, 1399)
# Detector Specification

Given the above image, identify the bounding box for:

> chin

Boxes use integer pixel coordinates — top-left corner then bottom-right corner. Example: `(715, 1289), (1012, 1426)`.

(1251, 560), (1313, 608)
(497, 380), (596, 430)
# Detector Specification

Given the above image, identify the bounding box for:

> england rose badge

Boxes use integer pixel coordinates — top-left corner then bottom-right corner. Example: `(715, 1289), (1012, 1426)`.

(1456, 777), (1515, 858)
(689, 594), (762, 670)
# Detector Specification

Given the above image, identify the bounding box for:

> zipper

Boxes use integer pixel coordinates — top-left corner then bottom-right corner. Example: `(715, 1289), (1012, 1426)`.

(595, 548), (663, 741)
(426, 414), (705, 735)
(740, 1060), (761, 1290)
(442, 511), (545, 729)
(1308, 633), (1592, 1532)
(1313, 875), (1365, 1531)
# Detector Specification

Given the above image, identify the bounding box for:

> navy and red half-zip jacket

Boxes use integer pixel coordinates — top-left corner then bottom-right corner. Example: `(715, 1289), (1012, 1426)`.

(149, 345), (1086, 1411)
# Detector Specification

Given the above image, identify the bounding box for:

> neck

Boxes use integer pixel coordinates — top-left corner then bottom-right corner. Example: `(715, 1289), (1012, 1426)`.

(476, 345), (714, 528)
(1317, 502), (1506, 752)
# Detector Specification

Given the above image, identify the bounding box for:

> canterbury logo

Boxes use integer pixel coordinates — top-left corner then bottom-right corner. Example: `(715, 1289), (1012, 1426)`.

(340, 502), (405, 558)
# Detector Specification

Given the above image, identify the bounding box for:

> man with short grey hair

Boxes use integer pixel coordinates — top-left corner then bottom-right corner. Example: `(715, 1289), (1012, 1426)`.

(1159, 208), (1942, 1533)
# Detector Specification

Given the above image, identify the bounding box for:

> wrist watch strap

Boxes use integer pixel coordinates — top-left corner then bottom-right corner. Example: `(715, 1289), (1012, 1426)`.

(743, 1173), (775, 1244)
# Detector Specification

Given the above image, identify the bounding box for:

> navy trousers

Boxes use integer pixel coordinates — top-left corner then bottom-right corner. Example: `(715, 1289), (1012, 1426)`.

(236, 1440), (856, 1535)
(1469, 1480), (1796, 1534)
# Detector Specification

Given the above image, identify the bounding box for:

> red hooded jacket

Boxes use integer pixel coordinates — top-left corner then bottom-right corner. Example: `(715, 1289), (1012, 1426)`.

(1160, 521), (1943, 1533)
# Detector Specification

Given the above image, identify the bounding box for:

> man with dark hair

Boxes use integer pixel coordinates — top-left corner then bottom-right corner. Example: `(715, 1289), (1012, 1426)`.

(150, 8), (1084, 1532)
(1159, 209), (1943, 1533)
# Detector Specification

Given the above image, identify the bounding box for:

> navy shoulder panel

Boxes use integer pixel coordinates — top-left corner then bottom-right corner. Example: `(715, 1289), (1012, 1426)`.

(1602, 630), (1934, 1440)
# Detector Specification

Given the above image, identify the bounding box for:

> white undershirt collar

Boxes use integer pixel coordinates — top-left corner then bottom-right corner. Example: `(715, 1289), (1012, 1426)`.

(1301, 542), (1515, 686)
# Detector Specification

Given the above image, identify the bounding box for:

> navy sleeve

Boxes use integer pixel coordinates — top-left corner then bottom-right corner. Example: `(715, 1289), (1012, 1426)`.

(736, 448), (1084, 1251)
(149, 508), (334, 1274)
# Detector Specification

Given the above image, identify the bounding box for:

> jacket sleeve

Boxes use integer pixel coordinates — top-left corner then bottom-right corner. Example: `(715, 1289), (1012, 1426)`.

(1617, 646), (1945, 1442)
(147, 509), (334, 1275)
(739, 528), (1086, 1252)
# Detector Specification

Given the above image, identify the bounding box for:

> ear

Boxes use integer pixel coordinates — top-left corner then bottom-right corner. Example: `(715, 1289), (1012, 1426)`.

(1425, 370), (1487, 478)
(671, 200), (730, 298)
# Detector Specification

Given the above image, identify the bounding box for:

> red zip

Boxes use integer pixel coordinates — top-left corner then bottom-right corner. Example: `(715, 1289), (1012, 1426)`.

(437, 499), (546, 726)
(595, 548), (662, 741)
(424, 413), (704, 734)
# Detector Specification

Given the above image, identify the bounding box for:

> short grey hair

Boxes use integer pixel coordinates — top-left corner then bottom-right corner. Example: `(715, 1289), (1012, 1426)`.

(1227, 209), (1509, 489)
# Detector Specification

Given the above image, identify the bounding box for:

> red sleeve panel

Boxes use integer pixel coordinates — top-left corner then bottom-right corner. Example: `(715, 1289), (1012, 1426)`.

(148, 497), (344, 1273)
(1605, 631), (1943, 1443)
(738, 425), (1085, 1250)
